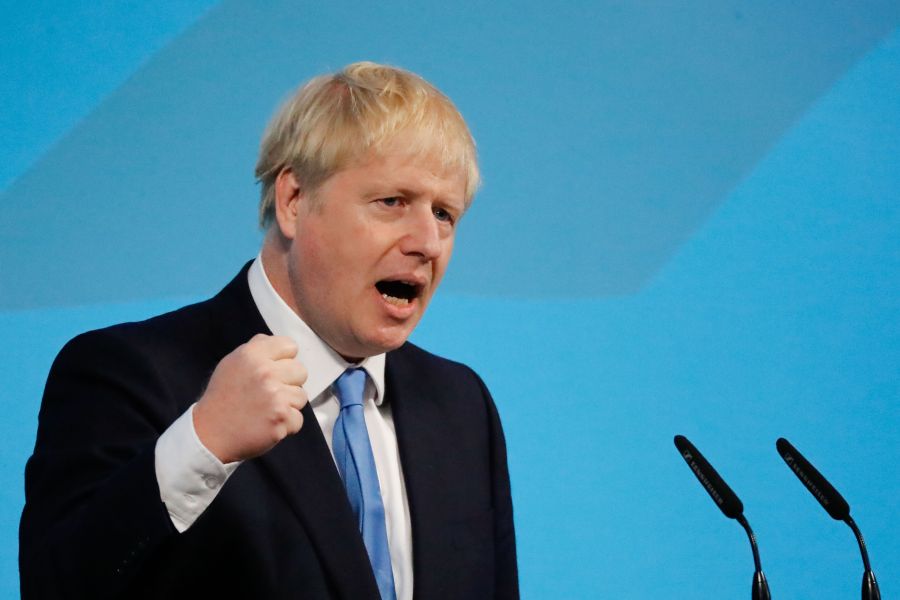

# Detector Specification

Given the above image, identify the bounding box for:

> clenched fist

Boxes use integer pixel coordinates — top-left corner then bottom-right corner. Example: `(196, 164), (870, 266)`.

(193, 334), (308, 463)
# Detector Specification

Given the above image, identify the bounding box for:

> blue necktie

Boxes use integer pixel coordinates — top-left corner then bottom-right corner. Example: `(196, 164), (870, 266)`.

(332, 368), (397, 600)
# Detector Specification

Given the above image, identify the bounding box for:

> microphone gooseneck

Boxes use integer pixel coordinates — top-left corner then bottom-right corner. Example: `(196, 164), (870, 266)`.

(737, 514), (770, 600)
(775, 437), (880, 600)
(847, 517), (880, 600)
(846, 516), (872, 574)
(674, 435), (771, 600)
(736, 514), (762, 573)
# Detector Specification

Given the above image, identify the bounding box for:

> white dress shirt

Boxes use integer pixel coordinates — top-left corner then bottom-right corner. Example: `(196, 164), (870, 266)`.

(155, 256), (413, 600)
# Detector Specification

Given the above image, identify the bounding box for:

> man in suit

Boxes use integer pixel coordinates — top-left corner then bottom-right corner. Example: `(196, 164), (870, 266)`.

(20, 62), (518, 599)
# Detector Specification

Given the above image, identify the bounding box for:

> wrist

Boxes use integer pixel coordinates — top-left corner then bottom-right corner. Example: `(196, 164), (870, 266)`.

(192, 400), (234, 463)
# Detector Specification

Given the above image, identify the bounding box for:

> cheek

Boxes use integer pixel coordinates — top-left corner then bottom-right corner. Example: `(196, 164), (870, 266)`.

(291, 227), (334, 296)
(299, 223), (373, 299)
(444, 237), (455, 260)
(434, 239), (455, 278)
(298, 232), (324, 263)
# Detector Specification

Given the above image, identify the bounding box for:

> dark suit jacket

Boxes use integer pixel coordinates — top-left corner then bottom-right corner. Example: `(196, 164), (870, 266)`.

(20, 264), (518, 599)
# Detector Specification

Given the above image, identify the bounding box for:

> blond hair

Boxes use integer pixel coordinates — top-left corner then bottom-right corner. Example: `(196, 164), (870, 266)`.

(255, 62), (480, 227)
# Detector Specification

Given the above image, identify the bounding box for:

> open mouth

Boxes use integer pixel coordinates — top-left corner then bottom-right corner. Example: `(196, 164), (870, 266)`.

(375, 279), (421, 306)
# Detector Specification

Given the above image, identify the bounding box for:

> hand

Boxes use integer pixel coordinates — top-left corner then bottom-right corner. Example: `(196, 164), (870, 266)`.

(193, 334), (308, 463)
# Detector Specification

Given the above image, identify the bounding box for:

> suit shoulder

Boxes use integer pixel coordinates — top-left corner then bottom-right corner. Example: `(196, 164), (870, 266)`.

(61, 296), (214, 354)
(393, 341), (480, 376)
(51, 296), (220, 386)
(42, 296), (225, 431)
(58, 263), (255, 363)
(390, 341), (492, 401)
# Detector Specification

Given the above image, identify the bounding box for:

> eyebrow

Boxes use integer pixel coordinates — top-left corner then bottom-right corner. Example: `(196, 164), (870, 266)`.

(395, 186), (465, 209)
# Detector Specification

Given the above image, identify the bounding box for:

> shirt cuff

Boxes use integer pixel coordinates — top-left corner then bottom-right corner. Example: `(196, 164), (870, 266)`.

(154, 404), (241, 532)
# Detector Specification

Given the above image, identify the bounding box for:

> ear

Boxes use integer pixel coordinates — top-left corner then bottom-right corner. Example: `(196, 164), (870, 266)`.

(273, 167), (303, 239)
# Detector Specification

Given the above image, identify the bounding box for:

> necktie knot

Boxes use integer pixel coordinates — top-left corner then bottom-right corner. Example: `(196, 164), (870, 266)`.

(335, 368), (367, 409)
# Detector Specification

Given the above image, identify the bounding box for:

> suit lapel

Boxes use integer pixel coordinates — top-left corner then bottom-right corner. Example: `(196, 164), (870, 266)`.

(209, 264), (381, 599)
(255, 414), (380, 599)
(387, 346), (455, 595)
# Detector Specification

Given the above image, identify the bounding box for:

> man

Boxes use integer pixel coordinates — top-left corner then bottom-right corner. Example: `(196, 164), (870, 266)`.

(20, 62), (518, 599)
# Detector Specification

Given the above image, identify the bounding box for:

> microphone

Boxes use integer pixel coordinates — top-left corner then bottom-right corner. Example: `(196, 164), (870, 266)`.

(776, 437), (881, 600)
(674, 435), (771, 600)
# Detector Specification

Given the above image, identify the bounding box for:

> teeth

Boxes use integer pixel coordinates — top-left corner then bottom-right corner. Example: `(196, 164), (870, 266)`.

(382, 293), (410, 306)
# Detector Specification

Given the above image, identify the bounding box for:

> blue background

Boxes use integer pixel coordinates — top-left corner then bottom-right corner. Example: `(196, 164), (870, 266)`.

(2, 1), (898, 597)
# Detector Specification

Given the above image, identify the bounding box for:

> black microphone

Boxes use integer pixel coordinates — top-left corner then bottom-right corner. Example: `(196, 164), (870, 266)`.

(776, 437), (881, 600)
(674, 435), (771, 600)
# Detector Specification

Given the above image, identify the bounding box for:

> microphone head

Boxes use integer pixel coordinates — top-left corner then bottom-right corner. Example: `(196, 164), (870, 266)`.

(674, 435), (744, 519)
(776, 437), (850, 521)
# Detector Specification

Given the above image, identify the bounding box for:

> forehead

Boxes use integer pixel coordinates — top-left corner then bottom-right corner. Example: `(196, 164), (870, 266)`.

(342, 146), (467, 202)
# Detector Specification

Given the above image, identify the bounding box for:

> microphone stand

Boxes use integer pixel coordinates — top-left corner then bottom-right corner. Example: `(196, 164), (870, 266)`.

(674, 435), (772, 599)
(776, 437), (881, 600)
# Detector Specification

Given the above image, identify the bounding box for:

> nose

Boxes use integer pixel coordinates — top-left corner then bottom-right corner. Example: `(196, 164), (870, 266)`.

(399, 207), (442, 261)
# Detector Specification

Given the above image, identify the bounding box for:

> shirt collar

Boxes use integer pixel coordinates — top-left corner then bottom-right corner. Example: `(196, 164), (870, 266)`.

(247, 255), (386, 405)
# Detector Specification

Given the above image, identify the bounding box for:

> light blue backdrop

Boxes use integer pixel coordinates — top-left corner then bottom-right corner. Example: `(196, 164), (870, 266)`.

(2, 2), (898, 598)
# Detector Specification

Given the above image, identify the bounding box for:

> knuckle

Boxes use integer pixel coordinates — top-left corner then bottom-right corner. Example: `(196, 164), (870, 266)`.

(272, 396), (285, 412)
(267, 414), (287, 439)
(218, 352), (236, 371)
(279, 336), (298, 352)
(261, 377), (281, 396)
(234, 345), (253, 362)
(271, 425), (287, 443)
(272, 402), (289, 421)
(252, 363), (273, 383)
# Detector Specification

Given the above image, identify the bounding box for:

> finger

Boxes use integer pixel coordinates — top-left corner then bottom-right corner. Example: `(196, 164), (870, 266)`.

(285, 407), (304, 435)
(271, 357), (308, 386)
(281, 386), (308, 411)
(249, 334), (298, 360)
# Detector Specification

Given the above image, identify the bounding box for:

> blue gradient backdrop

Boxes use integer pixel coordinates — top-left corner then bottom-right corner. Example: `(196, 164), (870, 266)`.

(2, 2), (898, 598)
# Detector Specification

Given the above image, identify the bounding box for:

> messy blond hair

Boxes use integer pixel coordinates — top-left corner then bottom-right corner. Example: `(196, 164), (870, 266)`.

(255, 61), (480, 227)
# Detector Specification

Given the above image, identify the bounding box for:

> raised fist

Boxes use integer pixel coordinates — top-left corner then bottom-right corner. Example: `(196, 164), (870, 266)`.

(193, 334), (308, 463)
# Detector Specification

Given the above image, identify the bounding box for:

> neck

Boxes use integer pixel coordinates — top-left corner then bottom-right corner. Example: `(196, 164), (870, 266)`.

(260, 231), (297, 313)
(259, 234), (363, 365)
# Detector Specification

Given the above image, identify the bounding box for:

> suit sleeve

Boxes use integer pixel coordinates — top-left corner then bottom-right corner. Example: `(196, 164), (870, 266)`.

(473, 372), (520, 600)
(19, 329), (181, 599)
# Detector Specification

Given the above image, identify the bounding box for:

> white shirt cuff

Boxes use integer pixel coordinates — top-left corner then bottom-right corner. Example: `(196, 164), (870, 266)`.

(154, 404), (241, 532)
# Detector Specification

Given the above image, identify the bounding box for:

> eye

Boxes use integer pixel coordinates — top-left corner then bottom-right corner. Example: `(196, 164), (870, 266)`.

(379, 196), (401, 207)
(433, 207), (455, 224)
